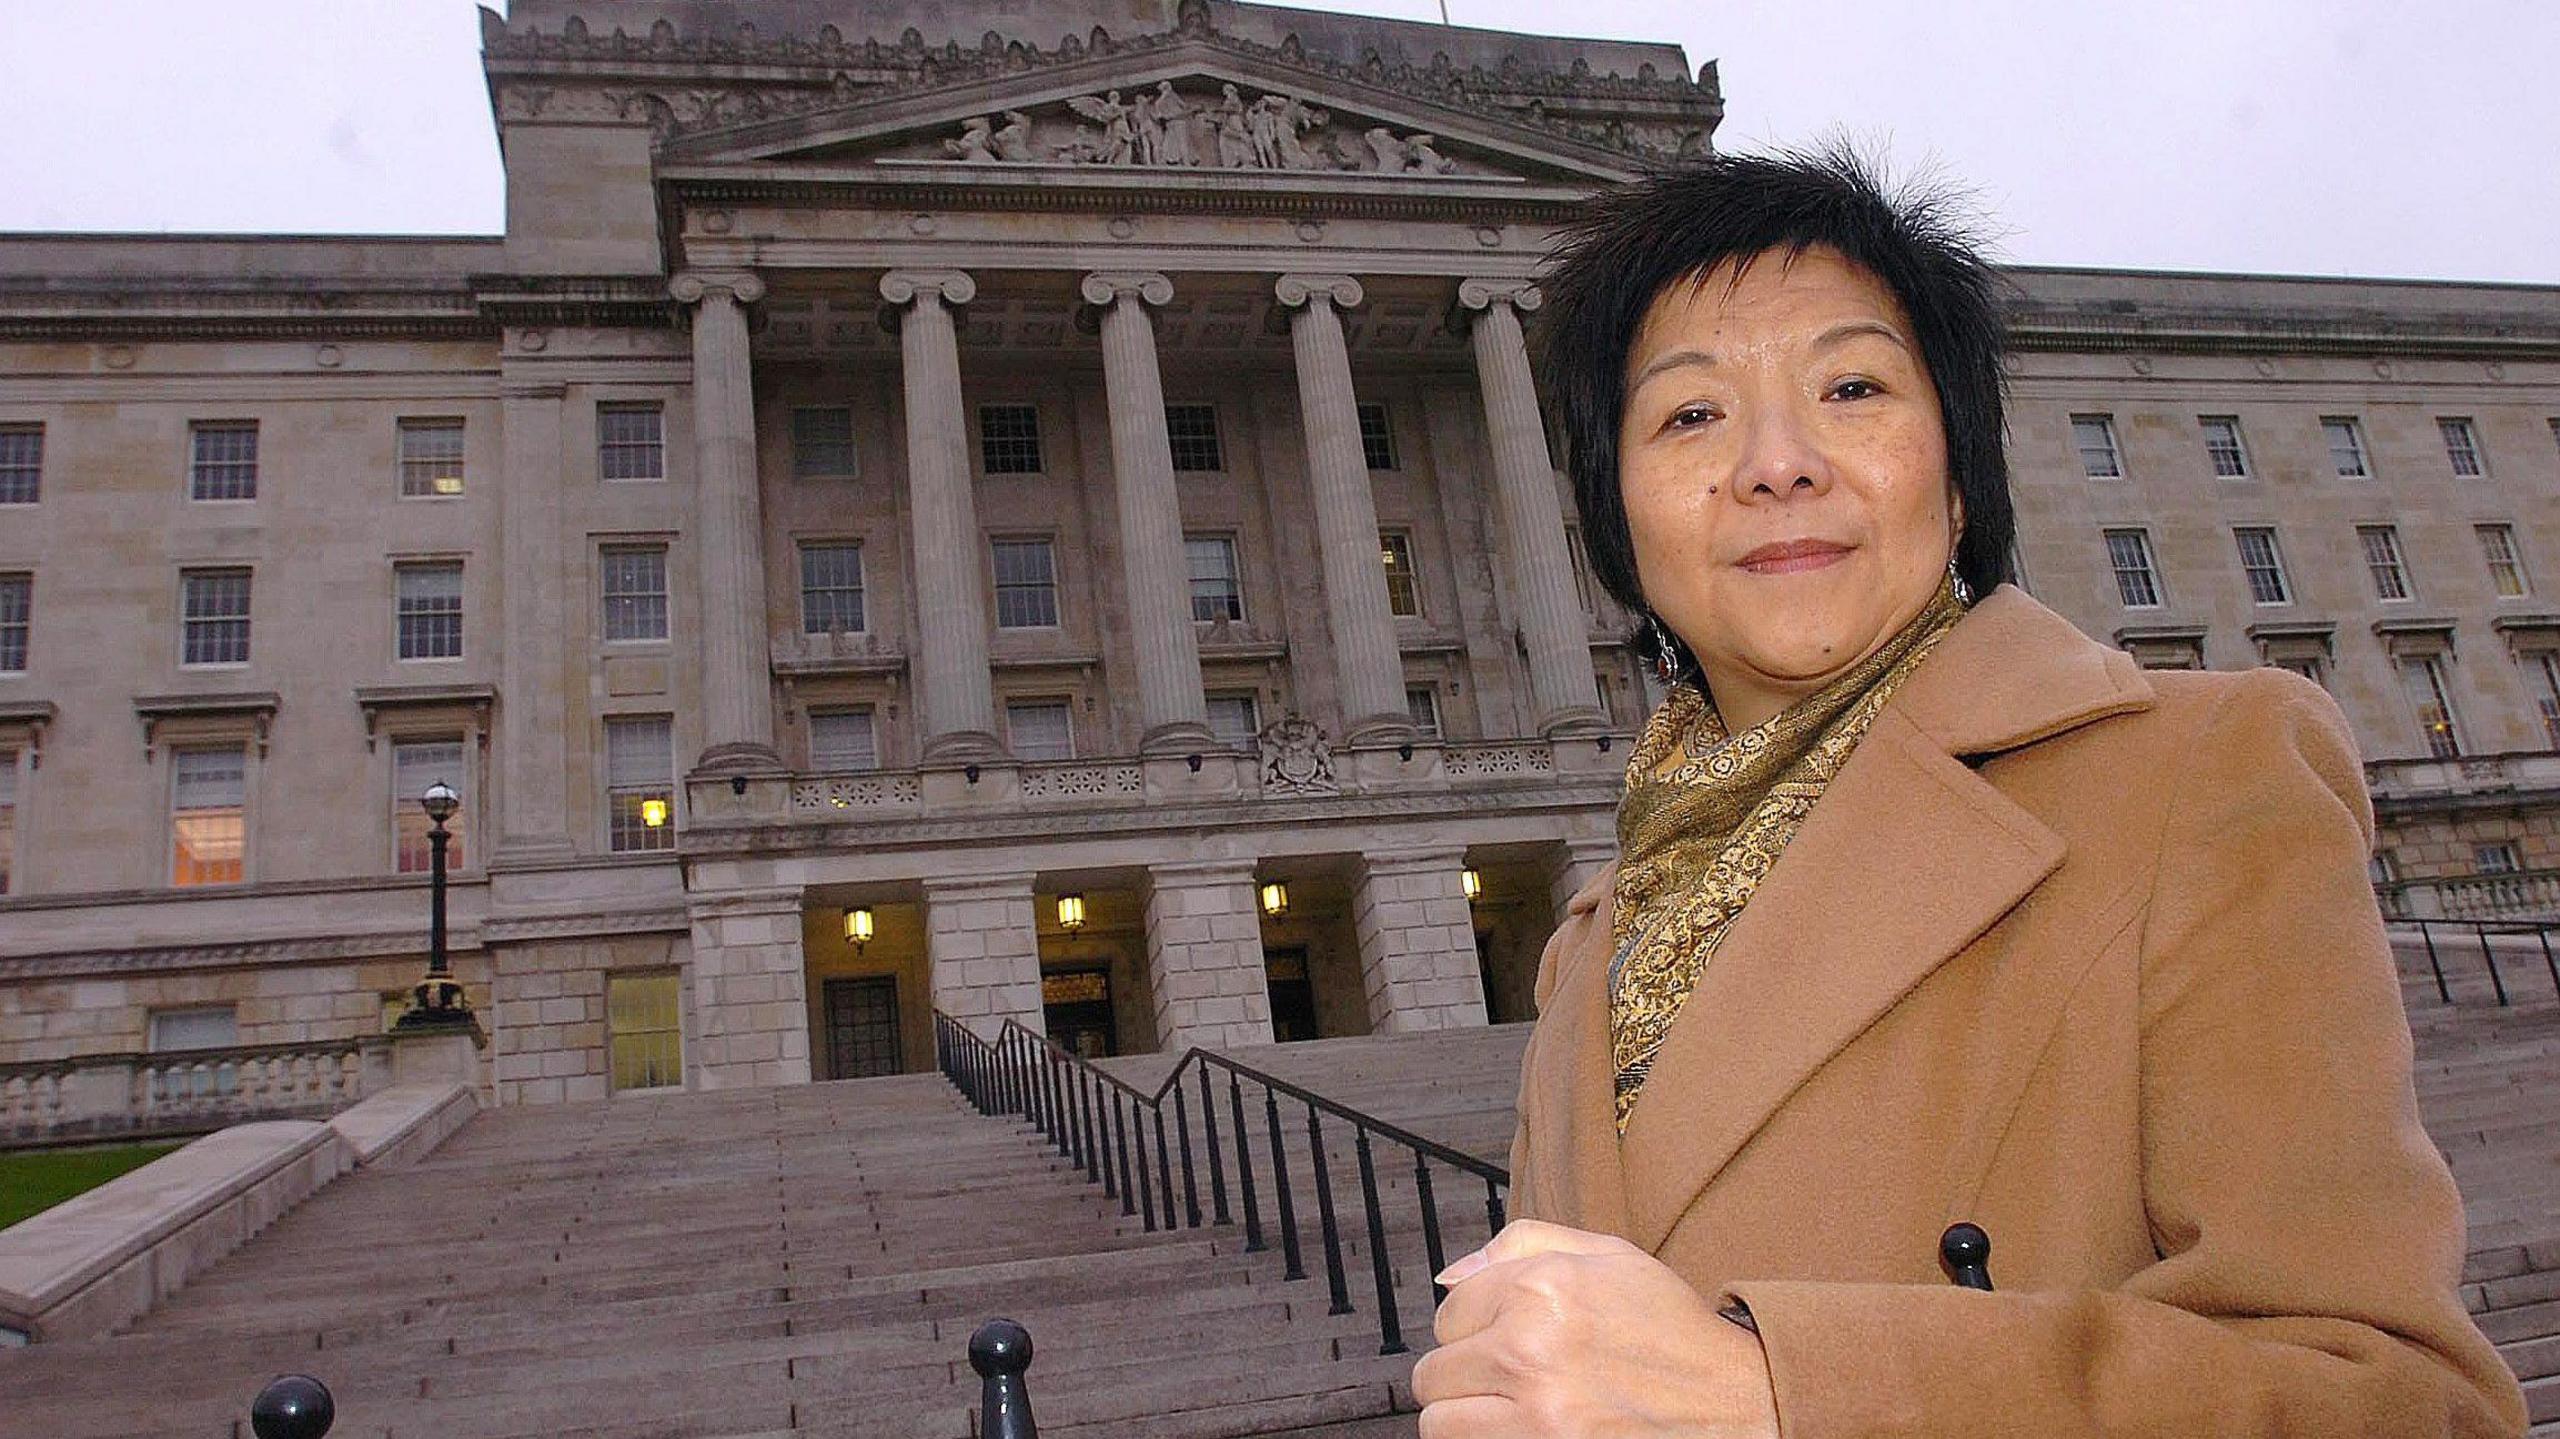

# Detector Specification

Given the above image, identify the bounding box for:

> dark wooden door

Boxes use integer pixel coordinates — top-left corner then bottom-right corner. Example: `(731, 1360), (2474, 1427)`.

(1264, 946), (1318, 1043)
(1043, 967), (1118, 1059)
(823, 976), (902, 1079)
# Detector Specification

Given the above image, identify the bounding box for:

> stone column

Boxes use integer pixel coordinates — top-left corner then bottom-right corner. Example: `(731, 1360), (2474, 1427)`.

(1460, 279), (1607, 737)
(1143, 860), (1276, 1051)
(672, 271), (784, 774)
(1548, 836), (1619, 927)
(925, 873), (1044, 1040)
(1275, 273), (1412, 744)
(1082, 271), (1216, 755)
(686, 885), (813, 1089)
(881, 269), (1002, 762)
(1353, 846), (1489, 1032)
(493, 374), (573, 863)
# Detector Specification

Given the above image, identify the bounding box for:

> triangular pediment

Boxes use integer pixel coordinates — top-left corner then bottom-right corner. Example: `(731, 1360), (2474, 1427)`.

(656, 40), (1648, 187)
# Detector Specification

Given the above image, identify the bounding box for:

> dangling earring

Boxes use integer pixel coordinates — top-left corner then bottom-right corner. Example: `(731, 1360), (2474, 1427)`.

(1947, 556), (1975, 607)
(1648, 613), (1682, 683)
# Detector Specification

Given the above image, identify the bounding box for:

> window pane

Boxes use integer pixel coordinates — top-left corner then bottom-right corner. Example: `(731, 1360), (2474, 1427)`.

(1206, 693), (1260, 750)
(1186, 535), (1243, 622)
(396, 563), (464, 660)
(393, 738), (467, 874)
(2528, 654), (2560, 750)
(0, 749), (16, 896)
(992, 539), (1059, 628)
(0, 424), (41, 504)
(2199, 416), (2247, 478)
(1007, 701), (1074, 761)
(189, 422), (258, 500)
(171, 746), (246, 886)
(397, 418), (466, 497)
(1357, 403), (1398, 471)
(1380, 532), (1420, 617)
(2104, 529), (2160, 608)
(2396, 656), (2463, 758)
(809, 711), (878, 771)
(1405, 686), (1441, 737)
(2234, 527), (2289, 605)
(979, 404), (1044, 474)
(598, 403), (665, 481)
(181, 568), (253, 665)
(2439, 417), (2484, 477)
(2070, 415), (2120, 478)
(148, 1006), (238, 1052)
(605, 716), (675, 853)
(2360, 526), (2410, 601)
(2475, 843), (2520, 875)
(0, 574), (26, 673)
(1166, 404), (1224, 472)
(607, 971), (683, 1091)
(799, 542), (866, 633)
(2321, 417), (2369, 477)
(601, 546), (669, 641)
(792, 406), (856, 477)
(2478, 524), (2530, 598)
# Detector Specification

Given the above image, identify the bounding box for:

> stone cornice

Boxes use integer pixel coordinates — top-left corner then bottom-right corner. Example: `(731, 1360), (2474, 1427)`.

(0, 928), (475, 983)
(660, 165), (1587, 228)
(2002, 303), (2560, 361)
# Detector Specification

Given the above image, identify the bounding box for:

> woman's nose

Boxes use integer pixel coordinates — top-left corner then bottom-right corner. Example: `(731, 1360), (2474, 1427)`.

(1732, 402), (1833, 502)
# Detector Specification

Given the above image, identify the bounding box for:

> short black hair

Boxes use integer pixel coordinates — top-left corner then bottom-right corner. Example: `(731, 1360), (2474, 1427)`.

(1537, 144), (2015, 666)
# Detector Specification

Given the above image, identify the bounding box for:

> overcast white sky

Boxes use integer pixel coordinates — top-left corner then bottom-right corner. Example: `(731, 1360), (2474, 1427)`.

(0, 0), (2551, 283)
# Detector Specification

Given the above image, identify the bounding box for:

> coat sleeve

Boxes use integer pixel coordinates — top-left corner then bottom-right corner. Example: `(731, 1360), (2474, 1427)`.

(1724, 670), (2528, 1438)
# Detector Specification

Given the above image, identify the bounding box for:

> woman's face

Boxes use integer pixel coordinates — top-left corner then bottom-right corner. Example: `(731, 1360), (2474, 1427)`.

(1617, 246), (1962, 729)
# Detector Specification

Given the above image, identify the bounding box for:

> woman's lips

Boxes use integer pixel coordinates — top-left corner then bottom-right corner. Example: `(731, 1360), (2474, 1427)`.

(1737, 539), (1853, 575)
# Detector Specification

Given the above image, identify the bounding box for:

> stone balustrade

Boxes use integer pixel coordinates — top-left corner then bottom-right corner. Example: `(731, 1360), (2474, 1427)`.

(2366, 751), (2560, 805)
(0, 1037), (392, 1148)
(2380, 869), (2560, 922)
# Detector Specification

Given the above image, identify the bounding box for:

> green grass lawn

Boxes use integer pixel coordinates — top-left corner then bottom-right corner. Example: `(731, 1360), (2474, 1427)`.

(0, 1141), (186, 1230)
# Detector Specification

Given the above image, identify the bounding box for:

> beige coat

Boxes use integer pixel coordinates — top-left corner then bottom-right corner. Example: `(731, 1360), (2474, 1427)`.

(1509, 585), (2527, 1436)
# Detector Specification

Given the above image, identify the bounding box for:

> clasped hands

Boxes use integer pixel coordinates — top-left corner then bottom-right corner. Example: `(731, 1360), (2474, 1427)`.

(1411, 1218), (1780, 1438)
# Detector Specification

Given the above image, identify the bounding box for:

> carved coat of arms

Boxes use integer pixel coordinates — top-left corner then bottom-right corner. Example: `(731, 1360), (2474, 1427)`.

(1257, 714), (1338, 796)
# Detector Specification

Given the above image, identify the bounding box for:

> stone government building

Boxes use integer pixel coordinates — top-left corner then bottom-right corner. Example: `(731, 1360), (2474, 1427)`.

(0, 0), (2553, 1110)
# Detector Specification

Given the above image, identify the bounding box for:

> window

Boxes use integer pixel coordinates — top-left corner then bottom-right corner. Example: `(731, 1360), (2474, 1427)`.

(1563, 525), (1596, 615)
(171, 745), (247, 886)
(605, 715), (675, 853)
(606, 971), (683, 1092)
(147, 1005), (238, 1053)
(2477, 524), (2531, 598)
(2233, 527), (2291, 605)
(1186, 535), (1243, 622)
(808, 710), (878, 771)
(181, 568), (252, 665)
(2103, 529), (2162, 608)
(2199, 416), (2248, 479)
(0, 750), (15, 895)
(1206, 693), (1260, 750)
(2070, 415), (2121, 478)
(992, 538), (1059, 628)
(1166, 404), (1224, 471)
(2550, 417), (2560, 458)
(1357, 402), (1399, 471)
(597, 402), (665, 481)
(395, 562), (463, 660)
(2321, 416), (2370, 478)
(2269, 653), (2328, 689)
(0, 573), (25, 673)
(979, 404), (1043, 473)
(1380, 531), (1421, 617)
(2474, 842), (2521, 876)
(0, 424), (40, 504)
(600, 545), (669, 642)
(1006, 700), (1074, 762)
(2359, 525), (2412, 601)
(2521, 651), (2560, 750)
(798, 542), (865, 634)
(1406, 686), (1442, 738)
(2439, 417), (2485, 478)
(396, 418), (465, 497)
(188, 421), (258, 501)
(791, 406), (856, 477)
(392, 737), (467, 874)
(2395, 655), (2464, 758)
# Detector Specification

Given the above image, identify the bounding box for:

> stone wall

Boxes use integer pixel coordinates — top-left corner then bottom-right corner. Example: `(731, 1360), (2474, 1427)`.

(925, 873), (1043, 1039)
(1141, 860), (1274, 1051)
(1353, 847), (1488, 1033)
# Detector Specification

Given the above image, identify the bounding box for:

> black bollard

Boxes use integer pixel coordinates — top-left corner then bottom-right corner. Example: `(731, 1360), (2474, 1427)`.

(970, 1318), (1038, 1439)
(250, 1375), (335, 1439)
(1940, 1222), (1994, 1292)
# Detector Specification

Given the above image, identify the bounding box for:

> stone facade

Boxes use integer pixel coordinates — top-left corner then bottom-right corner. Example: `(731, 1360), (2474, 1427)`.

(0, 1), (2552, 1103)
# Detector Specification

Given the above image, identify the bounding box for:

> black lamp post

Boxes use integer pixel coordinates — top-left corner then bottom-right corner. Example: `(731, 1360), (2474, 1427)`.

(395, 779), (471, 1030)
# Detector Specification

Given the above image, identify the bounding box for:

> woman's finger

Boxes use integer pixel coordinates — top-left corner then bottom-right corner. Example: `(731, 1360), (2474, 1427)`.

(1417, 1392), (1524, 1439)
(1438, 1217), (1635, 1286)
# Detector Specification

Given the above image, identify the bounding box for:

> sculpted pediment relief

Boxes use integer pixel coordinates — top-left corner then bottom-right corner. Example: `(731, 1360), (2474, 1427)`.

(915, 81), (1476, 177)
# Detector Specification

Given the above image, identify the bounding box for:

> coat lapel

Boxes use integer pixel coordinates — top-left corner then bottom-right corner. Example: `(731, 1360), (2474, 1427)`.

(1524, 889), (1635, 1236)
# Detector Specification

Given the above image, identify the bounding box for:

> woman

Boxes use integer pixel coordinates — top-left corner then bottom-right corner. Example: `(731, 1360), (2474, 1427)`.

(1409, 150), (2526, 1437)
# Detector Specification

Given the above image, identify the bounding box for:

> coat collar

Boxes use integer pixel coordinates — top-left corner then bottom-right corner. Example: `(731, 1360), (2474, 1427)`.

(1542, 585), (2155, 1250)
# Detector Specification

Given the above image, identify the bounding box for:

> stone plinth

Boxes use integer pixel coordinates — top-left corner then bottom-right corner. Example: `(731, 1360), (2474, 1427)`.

(685, 887), (813, 1089)
(1143, 860), (1276, 1052)
(926, 873), (1043, 1040)
(1354, 847), (1488, 1032)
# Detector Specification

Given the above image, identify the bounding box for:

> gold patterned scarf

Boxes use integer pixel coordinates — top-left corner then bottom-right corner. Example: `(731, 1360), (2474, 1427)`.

(1606, 576), (1968, 1132)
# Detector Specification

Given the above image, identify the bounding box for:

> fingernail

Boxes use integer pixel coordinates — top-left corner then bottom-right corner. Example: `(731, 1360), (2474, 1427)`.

(1436, 1249), (1489, 1286)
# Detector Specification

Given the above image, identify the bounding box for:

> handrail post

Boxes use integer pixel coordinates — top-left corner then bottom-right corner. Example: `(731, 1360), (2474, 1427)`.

(2540, 926), (2558, 1000)
(1113, 1087), (1139, 1219)
(2478, 924), (2510, 1007)
(1415, 1152), (1449, 1308)
(1079, 1067), (1103, 1185)
(250, 1375), (335, 1439)
(1172, 1078), (1202, 1228)
(969, 1319), (1039, 1439)
(1261, 1082), (1303, 1277)
(1355, 1127), (1406, 1354)
(1198, 1064), (1232, 1227)
(1152, 1103), (1177, 1228)
(1305, 1103), (1352, 1314)
(2420, 920), (2450, 1004)
(1229, 1071), (1266, 1253)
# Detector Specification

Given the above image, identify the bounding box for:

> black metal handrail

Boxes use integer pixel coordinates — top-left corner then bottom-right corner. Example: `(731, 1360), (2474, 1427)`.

(933, 1012), (1508, 1357)
(2401, 917), (2560, 1007)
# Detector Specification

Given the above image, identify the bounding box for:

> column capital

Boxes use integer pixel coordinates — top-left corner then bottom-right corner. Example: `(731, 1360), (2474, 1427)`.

(668, 269), (766, 306)
(1274, 272), (1364, 311)
(879, 268), (978, 308)
(1079, 270), (1175, 308)
(1456, 277), (1543, 314)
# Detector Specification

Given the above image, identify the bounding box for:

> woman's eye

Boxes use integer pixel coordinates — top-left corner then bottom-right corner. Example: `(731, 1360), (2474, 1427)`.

(1666, 404), (1716, 430)
(1830, 378), (1881, 401)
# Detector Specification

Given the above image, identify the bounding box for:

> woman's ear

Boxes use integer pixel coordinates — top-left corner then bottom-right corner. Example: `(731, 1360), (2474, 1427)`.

(1946, 485), (1967, 555)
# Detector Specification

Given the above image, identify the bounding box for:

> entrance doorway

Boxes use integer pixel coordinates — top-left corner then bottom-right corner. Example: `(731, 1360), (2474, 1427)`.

(822, 976), (902, 1080)
(1265, 946), (1318, 1043)
(1044, 967), (1118, 1058)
